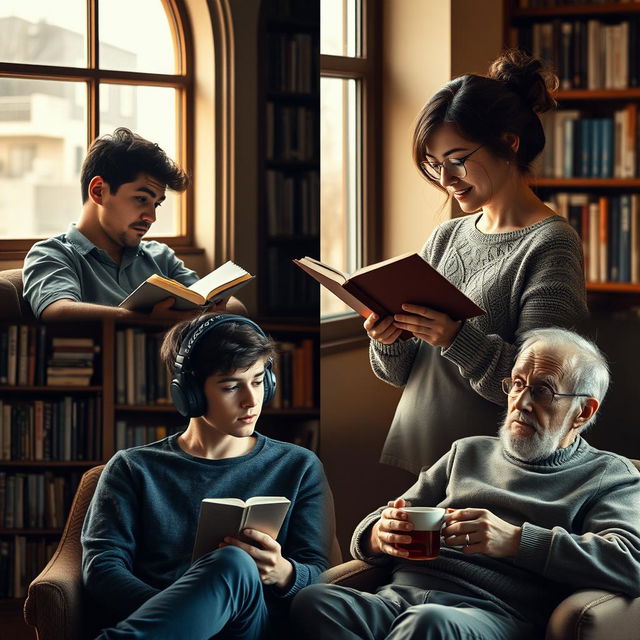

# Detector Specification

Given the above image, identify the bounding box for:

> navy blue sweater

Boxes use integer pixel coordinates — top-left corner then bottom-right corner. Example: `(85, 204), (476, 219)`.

(81, 432), (332, 622)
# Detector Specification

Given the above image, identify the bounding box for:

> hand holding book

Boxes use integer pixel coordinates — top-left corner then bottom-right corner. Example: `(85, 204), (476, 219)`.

(294, 252), (484, 340)
(120, 261), (255, 312)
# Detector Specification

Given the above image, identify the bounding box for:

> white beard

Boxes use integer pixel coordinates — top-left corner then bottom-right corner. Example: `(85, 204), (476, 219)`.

(499, 411), (571, 462)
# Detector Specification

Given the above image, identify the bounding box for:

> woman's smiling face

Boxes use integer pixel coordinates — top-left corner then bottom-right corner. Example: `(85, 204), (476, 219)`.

(424, 123), (513, 213)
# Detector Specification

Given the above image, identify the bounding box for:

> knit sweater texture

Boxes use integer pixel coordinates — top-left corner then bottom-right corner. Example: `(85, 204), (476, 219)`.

(371, 213), (588, 472)
(81, 432), (332, 624)
(351, 436), (640, 631)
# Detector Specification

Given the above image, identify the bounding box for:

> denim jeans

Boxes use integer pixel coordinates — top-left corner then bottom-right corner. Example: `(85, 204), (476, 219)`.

(94, 546), (269, 640)
(291, 582), (536, 640)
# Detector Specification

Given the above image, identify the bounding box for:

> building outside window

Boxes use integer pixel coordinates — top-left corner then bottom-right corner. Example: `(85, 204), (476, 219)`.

(0, 0), (193, 254)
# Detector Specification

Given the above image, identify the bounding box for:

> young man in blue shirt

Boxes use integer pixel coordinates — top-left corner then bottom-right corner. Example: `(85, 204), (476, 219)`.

(23, 128), (244, 321)
(82, 313), (333, 639)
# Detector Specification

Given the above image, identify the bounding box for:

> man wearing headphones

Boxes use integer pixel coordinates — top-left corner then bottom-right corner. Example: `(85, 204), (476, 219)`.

(81, 313), (333, 639)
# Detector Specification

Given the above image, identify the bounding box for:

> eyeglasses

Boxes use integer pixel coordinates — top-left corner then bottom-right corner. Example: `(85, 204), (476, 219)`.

(501, 378), (592, 408)
(419, 145), (483, 181)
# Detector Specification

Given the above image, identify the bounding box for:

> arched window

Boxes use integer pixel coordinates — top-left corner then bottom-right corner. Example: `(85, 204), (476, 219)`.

(0, 0), (193, 256)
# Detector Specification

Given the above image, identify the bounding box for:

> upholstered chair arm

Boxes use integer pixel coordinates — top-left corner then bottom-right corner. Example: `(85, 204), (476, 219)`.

(319, 559), (392, 593)
(546, 589), (640, 640)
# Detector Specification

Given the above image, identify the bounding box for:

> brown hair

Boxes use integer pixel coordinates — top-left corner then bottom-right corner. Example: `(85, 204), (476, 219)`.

(412, 49), (558, 192)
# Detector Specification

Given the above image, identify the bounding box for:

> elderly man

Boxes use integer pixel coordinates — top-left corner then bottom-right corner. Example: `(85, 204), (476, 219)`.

(292, 327), (640, 640)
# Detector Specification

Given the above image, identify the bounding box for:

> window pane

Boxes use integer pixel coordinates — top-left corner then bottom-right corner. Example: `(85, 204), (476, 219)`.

(321, 0), (360, 57)
(0, 78), (87, 239)
(99, 0), (177, 74)
(0, 1), (86, 68)
(320, 77), (360, 318)
(100, 84), (180, 236)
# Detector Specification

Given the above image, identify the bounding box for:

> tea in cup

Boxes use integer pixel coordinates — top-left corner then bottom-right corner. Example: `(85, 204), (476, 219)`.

(394, 507), (445, 560)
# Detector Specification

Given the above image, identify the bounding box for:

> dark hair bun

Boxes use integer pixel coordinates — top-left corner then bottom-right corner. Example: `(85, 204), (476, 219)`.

(488, 49), (558, 114)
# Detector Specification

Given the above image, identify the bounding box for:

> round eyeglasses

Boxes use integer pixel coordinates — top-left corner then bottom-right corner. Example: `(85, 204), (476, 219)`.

(419, 145), (483, 181)
(501, 378), (592, 408)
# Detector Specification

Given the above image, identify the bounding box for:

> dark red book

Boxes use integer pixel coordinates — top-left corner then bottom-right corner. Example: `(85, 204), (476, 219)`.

(294, 252), (485, 337)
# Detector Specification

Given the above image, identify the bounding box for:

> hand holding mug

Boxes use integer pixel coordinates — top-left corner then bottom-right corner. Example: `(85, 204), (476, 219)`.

(370, 498), (413, 557)
(442, 508), (522, 558)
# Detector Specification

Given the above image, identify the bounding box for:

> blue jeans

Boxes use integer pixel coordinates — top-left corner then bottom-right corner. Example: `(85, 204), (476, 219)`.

(95, 546), (269, 640)
(291, 583), (536, 640)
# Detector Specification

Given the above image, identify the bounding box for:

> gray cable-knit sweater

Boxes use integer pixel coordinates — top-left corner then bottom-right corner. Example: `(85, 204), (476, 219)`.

(371, 213), (587, 473)
(350, 436), (640, 631)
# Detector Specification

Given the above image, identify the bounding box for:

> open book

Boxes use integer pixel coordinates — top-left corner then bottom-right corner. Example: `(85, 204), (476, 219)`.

(294, 253), (484, 337)
(119, 261), (255, 311)
(191, 496), (291, 563)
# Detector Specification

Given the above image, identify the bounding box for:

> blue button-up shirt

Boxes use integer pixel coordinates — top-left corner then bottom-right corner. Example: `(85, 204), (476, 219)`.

(23, 224), (199, 318)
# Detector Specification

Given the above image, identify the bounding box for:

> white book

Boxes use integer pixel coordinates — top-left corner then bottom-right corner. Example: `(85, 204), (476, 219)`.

(192, 496), (291, 563)
(119, 261), (254, 312)
(589, 202), (600, 283)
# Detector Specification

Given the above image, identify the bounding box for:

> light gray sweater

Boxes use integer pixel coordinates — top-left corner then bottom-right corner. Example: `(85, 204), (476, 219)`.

(371, 214), (588, 472)
(351, 436), (640, 631)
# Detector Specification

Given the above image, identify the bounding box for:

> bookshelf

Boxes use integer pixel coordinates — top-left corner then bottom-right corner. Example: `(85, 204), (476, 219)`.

(0, 316), (319, 624)
(506, 0), (640, 300)
(258, 0), (320, 320)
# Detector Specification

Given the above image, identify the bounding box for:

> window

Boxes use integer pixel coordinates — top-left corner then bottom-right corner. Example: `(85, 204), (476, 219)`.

(0, 0), (193, 255)
(320, 0), (379, 326)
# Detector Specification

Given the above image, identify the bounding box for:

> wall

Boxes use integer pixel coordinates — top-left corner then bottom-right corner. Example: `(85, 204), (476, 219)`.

(321, 0), (504, 554)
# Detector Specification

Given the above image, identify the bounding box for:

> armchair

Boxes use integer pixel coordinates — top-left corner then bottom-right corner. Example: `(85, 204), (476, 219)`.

(320, 459), (640, 640)
(0, 268), (35, 321)
(24, 464), (343, 640)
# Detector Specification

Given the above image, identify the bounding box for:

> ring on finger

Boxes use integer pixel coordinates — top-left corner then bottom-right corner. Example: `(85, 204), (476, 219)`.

(465, 533), (470, 546)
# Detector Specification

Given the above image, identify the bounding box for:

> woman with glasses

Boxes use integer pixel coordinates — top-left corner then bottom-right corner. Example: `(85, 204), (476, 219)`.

(365, 49), (588, 474)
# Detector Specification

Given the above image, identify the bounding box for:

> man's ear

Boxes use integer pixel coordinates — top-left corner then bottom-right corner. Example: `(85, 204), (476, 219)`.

(502, 132), (520, 154)
(572, 397), (599, 430)
(88, 176), (105, 205)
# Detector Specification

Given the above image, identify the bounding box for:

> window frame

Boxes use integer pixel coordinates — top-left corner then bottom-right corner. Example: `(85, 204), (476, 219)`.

(320, 0), (381, 344)
(0, 0), (194, 260)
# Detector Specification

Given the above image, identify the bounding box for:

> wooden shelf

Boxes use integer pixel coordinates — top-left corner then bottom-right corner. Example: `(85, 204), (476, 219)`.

(512, 2), (640, 19)
(0, 385), (101, 392)
(587, 282), (640, 293)
(555, 89), (640, 101)
(0, 529), (62, 536)
(530, 178), (640, 188)
(115, 404), (178, 413)
(0, 460), (102, 467)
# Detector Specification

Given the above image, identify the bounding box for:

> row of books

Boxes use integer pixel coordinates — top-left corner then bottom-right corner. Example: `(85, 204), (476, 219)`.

(115, 328), (171, 406)
(0, 536), (57, 598)
(538, 107), (637, 178)
(0, 471), (80, 530)
(115, 422), (180, 451)
(266, 32), (317, 94)
(266, 103), (317, 162)
(271, 339), (316, 409)
(266, 169), (320, 236)
(0, 397), (102, 461)
(265, 247), (319, 315)
(0, 326), (99, 387)
(551, 192), (640, 283)
(515, 17), (640, 90)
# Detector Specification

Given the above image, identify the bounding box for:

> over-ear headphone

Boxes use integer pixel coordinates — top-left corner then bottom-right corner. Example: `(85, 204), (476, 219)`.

(170, 314), (276, 418)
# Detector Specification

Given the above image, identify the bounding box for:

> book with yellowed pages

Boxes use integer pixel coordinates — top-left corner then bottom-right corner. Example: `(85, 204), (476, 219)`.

(191, 496), (291, 563)
(119, 261), (255, 311)
(293, 253), (484, 339)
